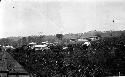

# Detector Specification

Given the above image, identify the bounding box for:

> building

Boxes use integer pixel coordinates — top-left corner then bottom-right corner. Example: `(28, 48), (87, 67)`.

(28, 42), (37, 49)
(0, 49), (31, 77)
(89, 36), (100, 41)
(77, 38), (88, 42)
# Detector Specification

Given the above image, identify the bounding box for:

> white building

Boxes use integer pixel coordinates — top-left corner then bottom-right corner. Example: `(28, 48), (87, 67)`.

(28, 42), (37, 49)
(89, 36), (100, 41)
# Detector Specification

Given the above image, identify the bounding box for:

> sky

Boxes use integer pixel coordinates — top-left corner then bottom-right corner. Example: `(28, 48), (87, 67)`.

(0, 0), (125, 38)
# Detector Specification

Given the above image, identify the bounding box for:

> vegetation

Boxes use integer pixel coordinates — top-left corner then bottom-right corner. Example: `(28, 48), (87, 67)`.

(1, 30), (125, 76)
(1, 30), (125, 47)
(5, 35), (125, 77)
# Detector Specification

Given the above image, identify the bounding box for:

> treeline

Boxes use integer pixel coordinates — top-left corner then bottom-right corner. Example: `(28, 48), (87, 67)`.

(0, 34), (69, 47)
(1, 30), (125, 47)
(0, 35), (55, 47)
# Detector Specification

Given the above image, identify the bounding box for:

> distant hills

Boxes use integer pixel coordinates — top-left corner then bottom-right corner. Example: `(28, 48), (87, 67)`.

(64, 30), (125, 39)
(4, 30), (125, 41)
(7, 36), (22, 41)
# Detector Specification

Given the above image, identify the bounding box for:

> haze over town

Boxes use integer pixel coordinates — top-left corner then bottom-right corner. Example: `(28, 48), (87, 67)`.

(0, 0), (125, 38)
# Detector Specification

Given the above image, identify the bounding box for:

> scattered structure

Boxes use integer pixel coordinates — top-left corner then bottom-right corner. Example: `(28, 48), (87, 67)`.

(34, 44), (48, 51)
(78, 38), (88, 42)
(89, 36), (100, 41)
(28, 42), (37, 49)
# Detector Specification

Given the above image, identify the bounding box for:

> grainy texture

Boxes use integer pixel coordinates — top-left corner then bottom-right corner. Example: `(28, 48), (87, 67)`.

(5, 37), (125, 77)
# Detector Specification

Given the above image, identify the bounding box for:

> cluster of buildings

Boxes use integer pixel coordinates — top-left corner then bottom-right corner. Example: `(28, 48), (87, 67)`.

(27, 36), (101, 51)
(28, 41), (53, 51)
(69, 36), (101, 46)
(70, 36), (100, 42)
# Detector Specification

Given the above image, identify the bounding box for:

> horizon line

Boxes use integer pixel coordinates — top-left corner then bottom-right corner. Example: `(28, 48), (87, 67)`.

(1, 29), (125, 39)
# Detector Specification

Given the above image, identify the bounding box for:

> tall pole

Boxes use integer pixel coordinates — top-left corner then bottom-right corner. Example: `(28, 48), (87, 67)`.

(113, 19), (114, 31)
(110, 19), (115, 36)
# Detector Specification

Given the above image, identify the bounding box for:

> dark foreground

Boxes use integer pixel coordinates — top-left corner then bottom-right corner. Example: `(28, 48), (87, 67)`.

(6, 37), (125, 77)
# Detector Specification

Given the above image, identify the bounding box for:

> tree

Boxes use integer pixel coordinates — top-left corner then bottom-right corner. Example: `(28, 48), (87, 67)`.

(56, 34), (63, 40)
(120, 32), (125, 38)
(27, 36), (33, 43)
(0, 38), (13, 46)
(95, 32), (102, 38)
(22, 37), (27, 45)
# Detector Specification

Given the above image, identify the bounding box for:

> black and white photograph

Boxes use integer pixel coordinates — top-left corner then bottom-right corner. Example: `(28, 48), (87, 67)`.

(0, 0), (125, 76)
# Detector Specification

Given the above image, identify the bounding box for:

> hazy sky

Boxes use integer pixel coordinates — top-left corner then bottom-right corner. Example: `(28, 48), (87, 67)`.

(0, 0), (125, 38)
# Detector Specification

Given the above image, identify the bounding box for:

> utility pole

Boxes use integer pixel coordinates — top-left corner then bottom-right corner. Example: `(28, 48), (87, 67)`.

(113, 19), (115, 31)
(110, 19), (115, 36)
